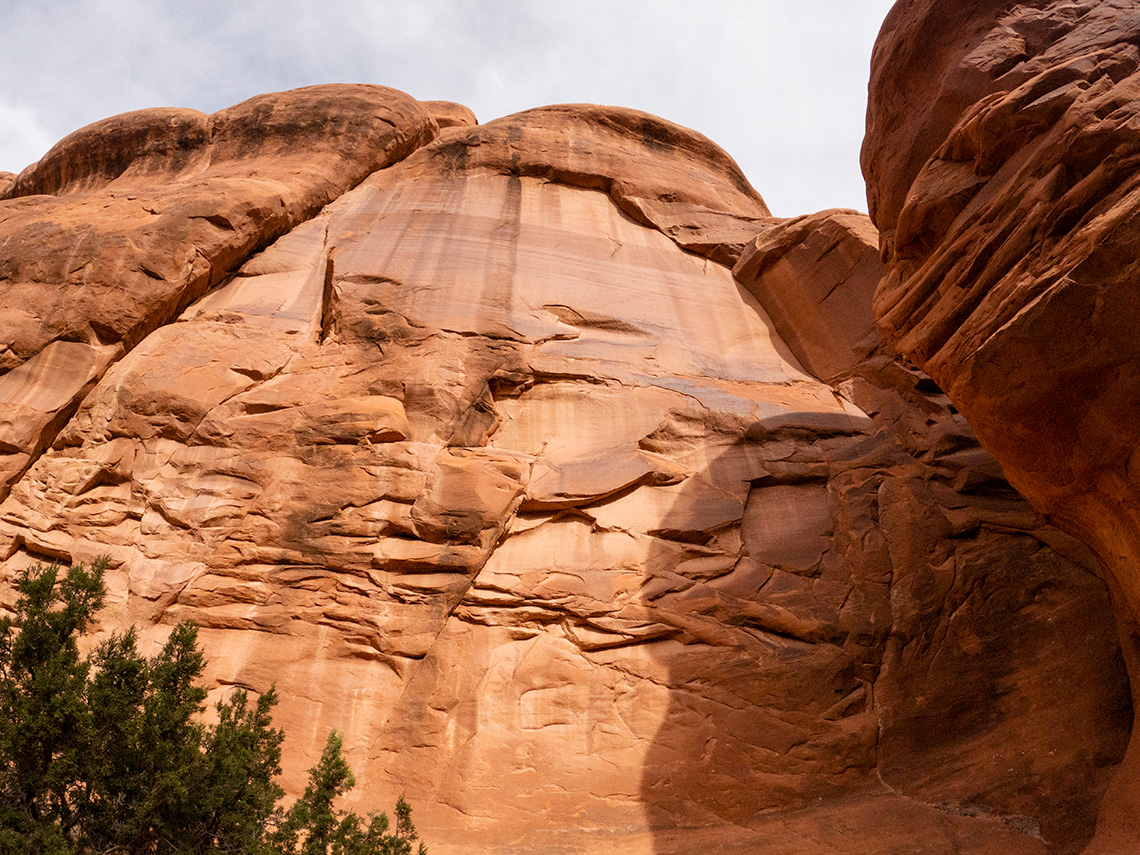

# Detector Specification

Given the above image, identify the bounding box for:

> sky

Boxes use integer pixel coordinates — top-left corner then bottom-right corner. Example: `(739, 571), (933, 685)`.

(0, 1), (896, 217)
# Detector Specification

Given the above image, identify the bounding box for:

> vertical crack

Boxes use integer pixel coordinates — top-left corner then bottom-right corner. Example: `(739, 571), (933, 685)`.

(319, 245), (338, 345)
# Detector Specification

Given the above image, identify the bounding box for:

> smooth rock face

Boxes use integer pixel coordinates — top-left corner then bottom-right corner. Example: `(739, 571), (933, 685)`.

(421, 100), (478, 129)
(0, 84), (437, 500)
(863, 3), (1140, 850)
(734, 209), (884, 381)
(0, 85), (1130, 853)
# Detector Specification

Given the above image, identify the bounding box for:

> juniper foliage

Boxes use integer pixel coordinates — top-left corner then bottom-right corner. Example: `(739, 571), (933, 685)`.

(0, 560), (424, 855)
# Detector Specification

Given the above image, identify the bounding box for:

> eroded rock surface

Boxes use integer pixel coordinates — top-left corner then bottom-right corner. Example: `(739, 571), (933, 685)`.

(0, 84), (438, 497)
(0, 85), (1129, 853)
(863, 3), (1140, 850)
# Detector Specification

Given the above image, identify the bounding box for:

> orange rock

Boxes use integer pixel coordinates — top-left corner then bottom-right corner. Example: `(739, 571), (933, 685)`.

(863, 2), (1140, 850)
(421, 100), (478, 129)
(0, 88), (1127, 853)
(0, 84), (439, 499)
(404, 103), (774, 265)
(733, 209), (883, 380)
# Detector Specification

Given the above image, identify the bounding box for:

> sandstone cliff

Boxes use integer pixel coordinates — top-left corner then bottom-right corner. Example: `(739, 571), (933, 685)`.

(863, 2), (1140, 851)
(0, 83), (1128, 853)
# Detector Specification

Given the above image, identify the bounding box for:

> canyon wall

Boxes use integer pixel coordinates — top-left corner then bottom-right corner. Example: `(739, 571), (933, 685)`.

(863, 2), (1140, 851)
(0, 82), (1129, 852)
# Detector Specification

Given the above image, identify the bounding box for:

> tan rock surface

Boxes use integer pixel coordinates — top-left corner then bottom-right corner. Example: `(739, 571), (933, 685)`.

(0, 89), (1129, 853)
(421, 100), (478, 129)
(734, 209), (884, 381)
(863, 3), (1140, 850)
(0, 84), (439, 500)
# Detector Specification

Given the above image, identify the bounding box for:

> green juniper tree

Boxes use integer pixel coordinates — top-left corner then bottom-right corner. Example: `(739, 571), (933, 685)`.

(0, 560), (425, 855)
(269, 731), (425, 855)
(0, 558), (105, 854)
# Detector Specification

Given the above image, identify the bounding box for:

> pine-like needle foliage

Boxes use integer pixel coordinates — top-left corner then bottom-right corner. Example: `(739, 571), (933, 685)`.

(0, 560), (425, 855)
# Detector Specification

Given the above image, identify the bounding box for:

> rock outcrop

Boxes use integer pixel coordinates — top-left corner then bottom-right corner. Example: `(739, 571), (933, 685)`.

(0, 84), (438, 497)
(0, 83), (1130, 853)
(863, 2), (1140, 850)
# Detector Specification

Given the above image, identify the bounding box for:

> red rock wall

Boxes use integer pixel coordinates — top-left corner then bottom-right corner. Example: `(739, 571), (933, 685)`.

(863, 2), (1140, 851)
(0, 84), (1128, 853)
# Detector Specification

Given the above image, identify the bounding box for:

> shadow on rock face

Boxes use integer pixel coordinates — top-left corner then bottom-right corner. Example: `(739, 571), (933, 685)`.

(863, 2), (1140, 850)
(633, 209), (1131, 855)
(637, 410), (1131, 855)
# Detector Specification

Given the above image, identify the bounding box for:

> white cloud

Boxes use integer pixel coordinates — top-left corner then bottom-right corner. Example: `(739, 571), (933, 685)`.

(0, 101), (56, 175)
(0, 0), (896, 214)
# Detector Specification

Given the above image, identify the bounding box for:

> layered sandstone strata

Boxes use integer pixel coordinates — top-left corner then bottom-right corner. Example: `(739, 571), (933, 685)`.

(0, 84), (1128, 853)
(863, 2), (1140, 851)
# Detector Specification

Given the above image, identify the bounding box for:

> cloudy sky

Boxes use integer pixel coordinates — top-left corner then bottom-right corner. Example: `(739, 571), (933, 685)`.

(1, 1), (896, 217)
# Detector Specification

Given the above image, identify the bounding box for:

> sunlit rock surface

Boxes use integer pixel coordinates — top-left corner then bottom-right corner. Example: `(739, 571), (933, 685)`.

(0, 84), (1129, 853)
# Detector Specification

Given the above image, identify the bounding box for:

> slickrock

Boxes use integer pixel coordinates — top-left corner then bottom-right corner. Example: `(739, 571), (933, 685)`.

(0, 88), (1129, 853)
(863, 2), (1140, 850)
(413, 103), (774, 265)
(421, 100), (478, 129)
(733, 209), (884, 381)
(0, 84), (439, 500)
